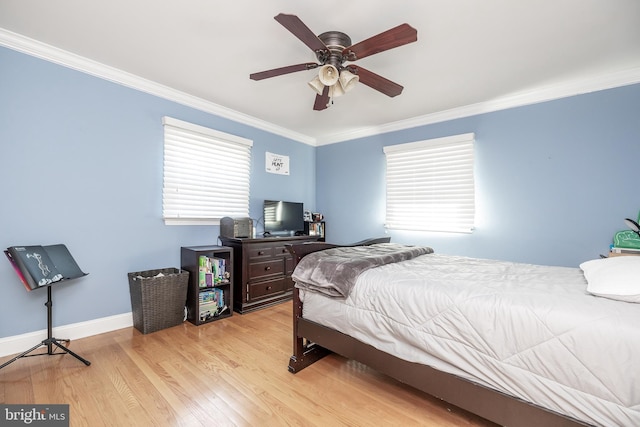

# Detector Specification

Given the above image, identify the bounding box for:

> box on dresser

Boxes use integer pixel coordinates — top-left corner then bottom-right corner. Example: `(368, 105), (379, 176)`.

(220, 236), (321, 313)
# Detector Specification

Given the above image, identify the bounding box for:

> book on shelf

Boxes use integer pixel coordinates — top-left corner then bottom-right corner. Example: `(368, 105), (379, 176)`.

(198, 255), (228, 288)
(198, 288), (227, 321)
(306, 221), (325, 237)
(4, 244), (86, 290)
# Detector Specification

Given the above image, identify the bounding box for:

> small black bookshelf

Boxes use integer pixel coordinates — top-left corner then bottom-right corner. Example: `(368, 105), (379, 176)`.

(180, 245), (233, 325)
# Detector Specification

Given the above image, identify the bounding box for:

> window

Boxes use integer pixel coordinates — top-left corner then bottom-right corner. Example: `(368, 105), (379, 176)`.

(162, 117), (253, 225)
(383, 133), (475, 233)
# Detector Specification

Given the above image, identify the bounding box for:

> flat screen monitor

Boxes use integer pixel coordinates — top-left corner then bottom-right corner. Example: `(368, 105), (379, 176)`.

(263, 200), (304, 235)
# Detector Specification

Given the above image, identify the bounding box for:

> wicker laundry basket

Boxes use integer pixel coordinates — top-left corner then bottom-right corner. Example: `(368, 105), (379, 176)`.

(128, 268), (189, 334)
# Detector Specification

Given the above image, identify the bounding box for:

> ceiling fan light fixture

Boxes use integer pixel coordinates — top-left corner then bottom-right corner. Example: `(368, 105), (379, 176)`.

(339, 69), (359, 92)
(308, 76), (324, 95)
(318, 64), (339, 86)
(330, 81), (345, 98)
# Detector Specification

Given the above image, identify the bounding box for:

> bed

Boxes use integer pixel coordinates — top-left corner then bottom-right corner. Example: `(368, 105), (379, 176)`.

(285, 238), (640, 427)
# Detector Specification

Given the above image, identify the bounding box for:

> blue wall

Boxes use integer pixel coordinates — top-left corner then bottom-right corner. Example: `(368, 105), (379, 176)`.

(317, 84), (640, 266)
(0, 46), (316, 338)
(2, 43), (639, 340)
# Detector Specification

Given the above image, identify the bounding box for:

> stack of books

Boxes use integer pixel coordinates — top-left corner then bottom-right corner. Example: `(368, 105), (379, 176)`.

(610, 246), (640, 256)
(199, 288), (227, 321)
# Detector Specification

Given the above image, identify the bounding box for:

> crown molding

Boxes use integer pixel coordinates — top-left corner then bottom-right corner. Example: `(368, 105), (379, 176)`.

(2, 28), (639, 148)
(315, 66), (640, 146)
(0, 28), (316, 146)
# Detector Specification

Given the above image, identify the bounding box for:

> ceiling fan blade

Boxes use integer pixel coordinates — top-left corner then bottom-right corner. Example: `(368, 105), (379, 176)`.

(274, 13), (328, 53)
(313, 85), (330, 111)
(347, 66), (404, 97)
(343, 23), (417, 61)
(250, 63), (319, 80)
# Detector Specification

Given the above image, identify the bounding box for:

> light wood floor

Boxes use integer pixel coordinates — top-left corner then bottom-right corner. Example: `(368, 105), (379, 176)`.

(0, 302), (497, 426)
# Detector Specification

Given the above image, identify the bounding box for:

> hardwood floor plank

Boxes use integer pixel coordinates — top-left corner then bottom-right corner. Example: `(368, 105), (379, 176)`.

(0, 302), (496, 426)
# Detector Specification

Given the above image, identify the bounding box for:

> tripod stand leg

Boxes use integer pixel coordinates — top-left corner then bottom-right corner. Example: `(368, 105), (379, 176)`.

(50, 339), (91, 366)
(0, 341), (47, 370)
(0, 286), (91, 370)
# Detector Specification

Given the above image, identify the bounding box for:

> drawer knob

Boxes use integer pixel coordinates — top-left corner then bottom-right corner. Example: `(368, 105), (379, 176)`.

(265, 266), (271, 271)
(258, 251), (264, 255)
(266, 286), (272, 290)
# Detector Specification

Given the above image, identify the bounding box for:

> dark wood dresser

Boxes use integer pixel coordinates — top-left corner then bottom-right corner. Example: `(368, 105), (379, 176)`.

(219, 235), (321, 313)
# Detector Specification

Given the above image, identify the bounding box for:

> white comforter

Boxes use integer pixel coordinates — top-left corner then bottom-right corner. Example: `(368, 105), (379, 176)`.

(300, 254), (640, 426)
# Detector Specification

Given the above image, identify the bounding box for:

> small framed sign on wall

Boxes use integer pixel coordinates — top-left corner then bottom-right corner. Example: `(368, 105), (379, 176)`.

(265, 151), (290, 175)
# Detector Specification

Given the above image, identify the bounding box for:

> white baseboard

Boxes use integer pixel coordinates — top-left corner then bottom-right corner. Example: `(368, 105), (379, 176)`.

(0, 312), (133, 358)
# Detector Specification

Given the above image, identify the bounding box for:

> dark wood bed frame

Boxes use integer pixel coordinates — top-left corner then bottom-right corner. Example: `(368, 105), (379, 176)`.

(286, 238), (590, 427)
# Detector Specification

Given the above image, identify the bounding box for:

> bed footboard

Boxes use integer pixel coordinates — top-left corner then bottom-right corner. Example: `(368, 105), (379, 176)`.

(286, 237), (391, 373)
(288, 287), (331, 373)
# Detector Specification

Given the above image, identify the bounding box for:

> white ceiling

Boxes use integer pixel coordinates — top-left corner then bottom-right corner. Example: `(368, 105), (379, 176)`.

(1, 1), (639, 145)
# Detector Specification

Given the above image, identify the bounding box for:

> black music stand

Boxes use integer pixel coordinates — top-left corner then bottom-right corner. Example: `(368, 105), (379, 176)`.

(2, 244), (91, 369)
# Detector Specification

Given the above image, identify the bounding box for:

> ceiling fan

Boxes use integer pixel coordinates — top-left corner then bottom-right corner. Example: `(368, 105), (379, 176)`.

(250, 13), (417, 111)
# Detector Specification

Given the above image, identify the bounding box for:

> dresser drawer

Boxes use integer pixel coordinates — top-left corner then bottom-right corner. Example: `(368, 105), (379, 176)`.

(249, 259), (284, 280)
(249, 277), (285, 301)
(248, 244), (275, 259)
(272, 244), (291, 257)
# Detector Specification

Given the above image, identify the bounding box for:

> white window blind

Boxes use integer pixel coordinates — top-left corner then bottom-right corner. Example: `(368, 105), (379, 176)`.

(162, 117), (253, 225)
(383, 133), (475, 233)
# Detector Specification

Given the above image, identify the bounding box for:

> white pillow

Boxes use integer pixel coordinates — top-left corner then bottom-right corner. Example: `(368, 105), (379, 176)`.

(580, 256), (640, 303)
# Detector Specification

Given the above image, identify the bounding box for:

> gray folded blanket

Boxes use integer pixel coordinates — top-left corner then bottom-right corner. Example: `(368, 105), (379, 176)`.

(292, 243), (433, 298)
